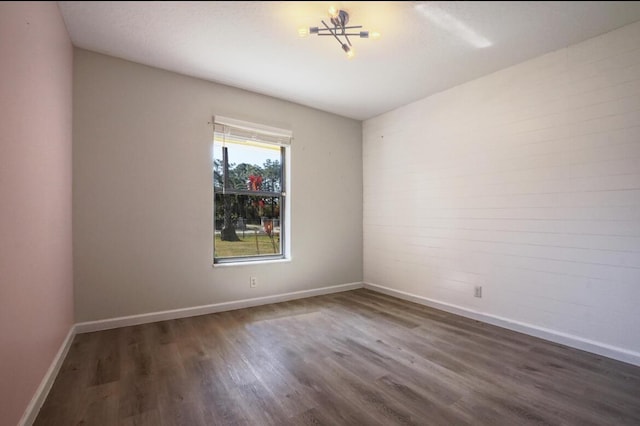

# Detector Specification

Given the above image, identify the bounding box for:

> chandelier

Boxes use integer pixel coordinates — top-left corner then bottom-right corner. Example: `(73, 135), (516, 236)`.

(299, 6), (380, 58)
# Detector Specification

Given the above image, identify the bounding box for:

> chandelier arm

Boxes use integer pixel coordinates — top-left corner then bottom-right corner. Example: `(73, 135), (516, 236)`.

(315, 33), (365, 36)
(344, 33), (352, 47)
(331, 25), (362, 30)
(316, 28), (361, 35)
(315, 25), (362, 33)
(321, 20), (344, 47)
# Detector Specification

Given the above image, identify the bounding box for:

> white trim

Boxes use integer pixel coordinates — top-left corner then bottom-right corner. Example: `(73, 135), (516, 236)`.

(213, 258), (291, 268)
(364, 282), (640, 367)
(76, 282), (363, 334)
(19, 325), (76, 426)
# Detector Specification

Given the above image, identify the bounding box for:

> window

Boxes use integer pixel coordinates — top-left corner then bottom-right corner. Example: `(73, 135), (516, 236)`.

(213, 117), (290, 264)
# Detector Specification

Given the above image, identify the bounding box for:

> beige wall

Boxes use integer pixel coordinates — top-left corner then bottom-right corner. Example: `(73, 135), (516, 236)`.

(73, 49), (362, 321)
(0, 3), (74, 424)
(363, 21), (640, 362)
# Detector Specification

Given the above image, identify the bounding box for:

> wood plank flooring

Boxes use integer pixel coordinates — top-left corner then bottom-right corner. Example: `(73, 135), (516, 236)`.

(35, 289), (640, 425)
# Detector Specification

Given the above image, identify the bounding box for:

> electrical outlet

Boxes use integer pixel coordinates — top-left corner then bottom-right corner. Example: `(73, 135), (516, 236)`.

(250, 277), (257, 288)
(474, 286), (482, 298)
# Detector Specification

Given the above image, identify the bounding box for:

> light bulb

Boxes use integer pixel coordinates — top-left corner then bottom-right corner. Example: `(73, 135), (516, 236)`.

(341, 41), (354, 59)
(298, 27), (308, 37)
(328, 6), (338, 18)
(370, 31), (381, 39)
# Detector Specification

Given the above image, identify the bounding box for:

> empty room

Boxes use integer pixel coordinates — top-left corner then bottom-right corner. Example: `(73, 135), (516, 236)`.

(2, 1), (640, 425)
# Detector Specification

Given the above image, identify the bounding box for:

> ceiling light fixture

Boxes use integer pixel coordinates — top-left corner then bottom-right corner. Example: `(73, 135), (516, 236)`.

(299, 7), (379, 58)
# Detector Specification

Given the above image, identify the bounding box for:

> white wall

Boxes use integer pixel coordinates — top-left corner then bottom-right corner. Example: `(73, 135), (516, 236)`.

(364, 21), (640, 361)
(73, 49), (362, 322)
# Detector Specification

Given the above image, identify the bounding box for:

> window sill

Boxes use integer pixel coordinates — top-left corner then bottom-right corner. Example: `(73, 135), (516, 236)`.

(212, 258), (291, 268)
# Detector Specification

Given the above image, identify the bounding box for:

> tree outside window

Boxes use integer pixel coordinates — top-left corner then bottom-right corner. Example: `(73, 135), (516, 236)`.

(213, 123), (287, 263)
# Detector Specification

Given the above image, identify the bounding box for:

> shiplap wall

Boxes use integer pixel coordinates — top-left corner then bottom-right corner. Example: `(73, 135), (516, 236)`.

(363, 21), (640, 361)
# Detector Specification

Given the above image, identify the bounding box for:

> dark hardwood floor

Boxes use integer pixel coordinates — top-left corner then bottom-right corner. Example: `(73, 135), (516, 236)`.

(35, 289), (640, 425)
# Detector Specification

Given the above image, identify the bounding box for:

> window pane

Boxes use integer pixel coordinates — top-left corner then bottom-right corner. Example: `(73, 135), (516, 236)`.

(214, 194), (282, 258)
(213, 139), (281, 192)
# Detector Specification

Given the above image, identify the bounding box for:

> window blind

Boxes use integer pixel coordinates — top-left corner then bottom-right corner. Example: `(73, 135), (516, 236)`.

(214, 116), (292, 146)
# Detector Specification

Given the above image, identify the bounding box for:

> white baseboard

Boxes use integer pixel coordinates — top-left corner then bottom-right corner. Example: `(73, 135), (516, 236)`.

(364, 282), (640, 367)
(76, 282), (363, 333)
(19, 325), (76, 426)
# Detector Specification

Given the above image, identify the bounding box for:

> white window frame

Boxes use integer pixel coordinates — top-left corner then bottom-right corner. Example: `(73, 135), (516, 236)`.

(212, 116), (291, 265)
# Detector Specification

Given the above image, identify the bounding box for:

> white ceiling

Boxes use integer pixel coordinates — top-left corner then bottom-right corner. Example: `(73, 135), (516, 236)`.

(58, 1), (640, 121)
